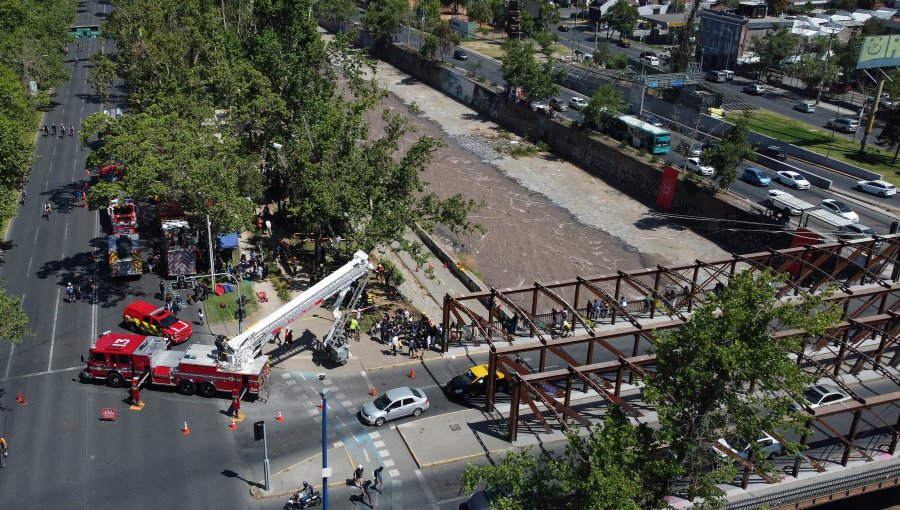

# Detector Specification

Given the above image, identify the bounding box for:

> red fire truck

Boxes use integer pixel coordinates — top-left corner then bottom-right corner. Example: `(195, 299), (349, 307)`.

(80, 333), (269, 398)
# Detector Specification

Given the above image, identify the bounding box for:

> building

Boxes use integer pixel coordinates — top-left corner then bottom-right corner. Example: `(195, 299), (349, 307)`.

(697, 10), (749, 71)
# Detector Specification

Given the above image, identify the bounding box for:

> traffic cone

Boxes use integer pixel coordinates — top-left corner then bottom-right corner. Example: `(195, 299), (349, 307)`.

(83, 201), (88, 209)
(370, 386), (377, 397)
(276, 412), (284, 423)
(16, 392), (26, 406)
(409, 369), (415, 380)
(182, 421), (190, 435)
(229, 419), (237, 430)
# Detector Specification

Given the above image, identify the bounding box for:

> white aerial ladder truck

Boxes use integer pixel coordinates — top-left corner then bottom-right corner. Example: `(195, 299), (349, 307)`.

(220, 250), (373, 368)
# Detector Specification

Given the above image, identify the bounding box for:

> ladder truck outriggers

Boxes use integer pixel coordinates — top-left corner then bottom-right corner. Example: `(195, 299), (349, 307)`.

(80, 251), (373, 398)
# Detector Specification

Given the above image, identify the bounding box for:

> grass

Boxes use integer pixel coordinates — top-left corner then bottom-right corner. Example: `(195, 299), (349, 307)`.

(460, 39), (506, 60)
(746, 109), (900, 185)
(205, 280), (258, 325)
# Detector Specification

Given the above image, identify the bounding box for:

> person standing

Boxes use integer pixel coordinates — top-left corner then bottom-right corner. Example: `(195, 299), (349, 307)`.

(362, 479), (374, 507)
(159, 279), (166, 299)
(373, 466), (384, 493)
(353, 464), (364, 488)
(197, 307), (204, 326)
(285, 329), (293, 346)
(265, 219), (272, 236)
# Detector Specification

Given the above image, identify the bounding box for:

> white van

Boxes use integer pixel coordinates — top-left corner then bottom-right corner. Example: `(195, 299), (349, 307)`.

(706, 71), (727, 83)
(722, 70), (734, 81)
(827, 117), (859, 133)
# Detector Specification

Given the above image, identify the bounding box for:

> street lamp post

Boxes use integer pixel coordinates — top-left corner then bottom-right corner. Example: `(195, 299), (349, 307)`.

(722, 27), (733, 71)
(815, 30), (837, 105)
(321, 387), (330, 510)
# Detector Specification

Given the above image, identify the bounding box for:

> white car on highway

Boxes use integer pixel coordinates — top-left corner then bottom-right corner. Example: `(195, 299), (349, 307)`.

(713, 432), (783, 461)
(569, 97), (588, 110)
(793, 384), (852, 411)
(685, 157), (714, 176)
(819, 199), (858, 222)
(776, 170), (810, 190)
(856, 179), (896, 197)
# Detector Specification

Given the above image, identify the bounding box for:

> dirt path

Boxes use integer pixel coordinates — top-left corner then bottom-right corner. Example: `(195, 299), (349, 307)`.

(363, 59), (727, 289)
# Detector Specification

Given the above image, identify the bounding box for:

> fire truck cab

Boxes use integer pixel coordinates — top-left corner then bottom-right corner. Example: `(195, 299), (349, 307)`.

(81, 333), (169, 388)
(123, 300), (193, 344)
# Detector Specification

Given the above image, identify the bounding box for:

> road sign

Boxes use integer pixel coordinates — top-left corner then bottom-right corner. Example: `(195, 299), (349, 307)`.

(648, 82), (658, 88)
(857, 35), (900, 69)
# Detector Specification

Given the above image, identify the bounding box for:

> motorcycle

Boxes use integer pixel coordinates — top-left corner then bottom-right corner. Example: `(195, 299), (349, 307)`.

(285, 482), (322, 509)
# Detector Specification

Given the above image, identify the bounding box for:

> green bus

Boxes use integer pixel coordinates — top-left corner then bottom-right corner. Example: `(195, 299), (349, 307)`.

(608, 114), (671, 155)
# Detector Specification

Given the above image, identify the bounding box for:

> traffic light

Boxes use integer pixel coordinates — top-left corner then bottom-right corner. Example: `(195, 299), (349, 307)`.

(253, 420), (265, 441)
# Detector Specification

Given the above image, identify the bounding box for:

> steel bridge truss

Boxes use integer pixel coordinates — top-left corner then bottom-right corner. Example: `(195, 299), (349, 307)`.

(441, 237), (900, 487)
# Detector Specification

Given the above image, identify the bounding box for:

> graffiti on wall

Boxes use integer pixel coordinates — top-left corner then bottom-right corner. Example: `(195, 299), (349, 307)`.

(441, 71), (474, 104)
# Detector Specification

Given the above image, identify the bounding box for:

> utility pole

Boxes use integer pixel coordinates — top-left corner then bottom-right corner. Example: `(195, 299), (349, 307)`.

(321, 388), (331, 510)
(860, 78), (885, 154)
(815, 31), (836, 105)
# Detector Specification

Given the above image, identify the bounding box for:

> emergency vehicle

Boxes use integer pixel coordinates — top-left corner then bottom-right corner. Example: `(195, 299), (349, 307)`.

(81, 251), (372, 400)
(158, 203), (196, 277)
(80, 333), (269, 398)
(123, 300), (193, 344)
(107, 198), (142, 277)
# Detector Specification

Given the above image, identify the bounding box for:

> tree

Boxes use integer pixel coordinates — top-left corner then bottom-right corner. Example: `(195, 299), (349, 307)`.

(603, 0), (638, 40)
(362, 0), (411, 45)
(877, 108), (900, 162)
(668, 0), (700, 72)
(467, 0), (492, 27)
(832, 0), (856, 11)
(582, 83), (624, 131)
(645, 269), (841, 504)
(750, 28), (799, 80)
(88, 52), (117, 105)
(700, 110), (755, 190)
(316, 0), (357, 24)
(462, 406), (676, 509)
(861, 17), (886, 37)
(0, 285), (29, 346)
(766, 0), (789, 15)
(499, 38), (562, 101)
(786, 53), (840, 94)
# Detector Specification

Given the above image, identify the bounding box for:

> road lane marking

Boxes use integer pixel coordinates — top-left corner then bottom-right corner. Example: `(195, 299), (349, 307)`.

(0, 365), (82, 382)
(3, 341), (14, 380)
(414, 469), (438, 506)
(363, 449), (370, 463)
(33, 228), (38, 245)
(48, 288), (60, 371)
(26, 256), (32, 276)
(63, 220), (68, 240)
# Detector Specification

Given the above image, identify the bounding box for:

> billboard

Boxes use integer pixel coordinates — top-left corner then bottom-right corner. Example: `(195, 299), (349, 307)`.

(857, 35), (900, 69)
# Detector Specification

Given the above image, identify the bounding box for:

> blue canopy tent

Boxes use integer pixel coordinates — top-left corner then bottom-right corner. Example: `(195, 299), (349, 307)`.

(217, 233), (240, 265)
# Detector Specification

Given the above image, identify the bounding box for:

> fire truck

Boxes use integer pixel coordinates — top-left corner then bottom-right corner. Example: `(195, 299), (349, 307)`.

(80, 333), (269, 398)
(80, 251), (373, 398)
(158, 203), (196, 277)
(107, 199), (142, 277)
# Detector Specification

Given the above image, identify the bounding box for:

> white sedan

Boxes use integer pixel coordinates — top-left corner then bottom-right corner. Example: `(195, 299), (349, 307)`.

(856, 179), (896, 197)
(569, 97), (588, 110)
(685, 157), (714, 176)
(714, 432), (783, 461)
(819, 199), (858, 222)
(776, 171), (810, 190)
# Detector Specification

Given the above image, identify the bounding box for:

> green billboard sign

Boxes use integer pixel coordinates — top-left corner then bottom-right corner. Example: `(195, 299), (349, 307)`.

(858, 35), (900, 69)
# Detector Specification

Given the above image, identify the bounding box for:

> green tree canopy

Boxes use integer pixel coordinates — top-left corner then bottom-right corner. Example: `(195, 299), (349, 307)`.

(362, 0), (411, 45)
(751, 28), (799, 79)
(582, 83), (625, 131)
(500, 38), (562, 101)
(645, 269), (841, 503)
(700, 110), (756, 190)
(603, 0), (639, 39)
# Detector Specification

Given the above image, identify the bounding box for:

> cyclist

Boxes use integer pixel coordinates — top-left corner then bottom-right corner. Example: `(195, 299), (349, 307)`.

(59, 123), (65, 137)
(20, 189), (25, 205)
(69, 126), (75, 137)
(52, 124), (57, 136)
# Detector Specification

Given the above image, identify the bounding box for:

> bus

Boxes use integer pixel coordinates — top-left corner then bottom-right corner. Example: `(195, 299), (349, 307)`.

(608, 115), (671, 154)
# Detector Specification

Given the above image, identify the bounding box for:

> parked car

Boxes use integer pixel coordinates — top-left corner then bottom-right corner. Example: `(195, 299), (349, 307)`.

(639, 51), (658, 59)
(453, 49), (469, 60)
(856, 179), (896, 197)
(686, 157), (714, 176)
(827, 117), (859, 133)
(757, 145), (787, 161)
(466, 489), (495, 510)
(839, 223), (878, 243)
(776, 170), (810, 190)
(679, 141), (702, 157)
(793, 384), (852, 411)
(640, 55), (660, 66)
(794, 102), (816, 113)
(558, 24), (570, 32)
(549, 98), (568, 112)
(714, 432), (783, 461)
(706, 70), (727, 83)
(359, 387), (429, 426)
(569, 97), (588, 110)
(617, 39), (631, 48)
(740, 167), (771, 186)
(819, 199), (859, 222)
(743, 83), (765, 95)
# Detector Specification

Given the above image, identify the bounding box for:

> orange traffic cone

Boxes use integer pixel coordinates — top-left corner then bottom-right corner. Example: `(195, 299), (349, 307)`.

(16, 392), (26, 406)
(276, 412), (284, 423)
(370, 386), (377, 397)
(182, 421), (190, 435)
(83, 201), (88, 209)
(229, 419), (238, 430)
(409, 368), (415, 380)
